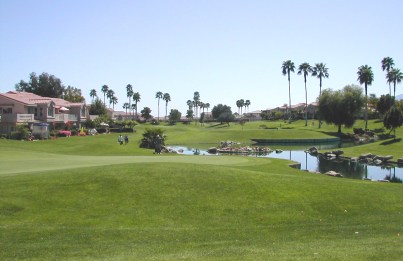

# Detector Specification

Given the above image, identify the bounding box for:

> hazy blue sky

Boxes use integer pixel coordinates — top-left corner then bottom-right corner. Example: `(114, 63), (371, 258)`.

(1, 0), (402, 115)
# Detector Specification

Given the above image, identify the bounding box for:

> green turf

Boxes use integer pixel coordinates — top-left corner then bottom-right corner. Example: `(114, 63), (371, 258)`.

(0, 119), (402, 260)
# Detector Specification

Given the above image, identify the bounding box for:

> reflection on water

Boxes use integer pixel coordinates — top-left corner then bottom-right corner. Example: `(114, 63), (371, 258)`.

(169, 145), (403, 182)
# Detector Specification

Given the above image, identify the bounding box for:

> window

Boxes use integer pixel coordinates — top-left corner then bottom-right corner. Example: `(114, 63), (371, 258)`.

(28, 107), (34, 114)
(34, 108), (38, 117)
(48, 106), (54, 117)
(2, 108), (12, 114)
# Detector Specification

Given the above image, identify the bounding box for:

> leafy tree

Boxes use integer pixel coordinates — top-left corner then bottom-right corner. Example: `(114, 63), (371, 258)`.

(155, 91), (163, 123)
(163, 93), (171, 121)
(90, 89), (97, 102)
(133, 92), (141, 119)
(281, 60), (295, 120)
(168, 109), (181, 124)
(381, 57), (395, 96)
(141, 107), (152, 121)
(387, 68), (403, 98)
(140, 128), (166, 149)
(63, 85), (85, 102)
(83, 119), (96, 129)
(357, 65), (374, 130)
(186, 109), (194, 122)
(319, 85), (364, 136)
(15, 72), (66, 99)
(101, 85), (109, 106)
(383, 101), (403, 139)
(298, 62), (312, 126)
(212, 104), (234, 125)
(377, 94), (395, 117)
(311, 63), (329, 128)
(89, 98), (107, 115)
(126, 84), (134, 116)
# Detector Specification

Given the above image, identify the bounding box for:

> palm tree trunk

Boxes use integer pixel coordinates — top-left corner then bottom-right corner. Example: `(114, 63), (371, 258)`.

(304, 79), (307, 126)
(318, 77), (322, 129)
(365, 84), (368, 130)
(288, 73), (291, 122)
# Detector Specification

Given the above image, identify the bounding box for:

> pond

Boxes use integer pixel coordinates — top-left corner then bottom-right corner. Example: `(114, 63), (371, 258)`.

(167, 145), (403, 183)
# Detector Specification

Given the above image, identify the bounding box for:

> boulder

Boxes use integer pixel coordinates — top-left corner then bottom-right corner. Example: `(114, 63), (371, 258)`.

(325, 171), (343, 177)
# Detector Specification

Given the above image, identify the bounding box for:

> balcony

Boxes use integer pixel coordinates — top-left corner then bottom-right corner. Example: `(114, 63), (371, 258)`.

(54, 114), (78, 122)
(1, 113), (35, 123)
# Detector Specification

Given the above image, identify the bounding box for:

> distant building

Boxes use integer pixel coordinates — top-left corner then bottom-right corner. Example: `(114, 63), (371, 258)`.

(0, 91), (88, 137)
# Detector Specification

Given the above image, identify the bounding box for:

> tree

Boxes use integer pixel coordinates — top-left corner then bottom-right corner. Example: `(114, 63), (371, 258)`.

(111, 96), (118, 111)
(63, 85), (85, 103)
(141, 107), (152, 121)
(311, 63), (329, 128)
(212, 104), (234, 125)
(133, 92), (141, 119)
(15, 72), (65, 98)
(281, 60), (295, 121)
(381, 57), (395, 96)
(106, 89), (115, 109)
(236, 99), (243, 114)
(163, 93), (171, 121)
(155, 91), (163, 123)
(387, 68), (403, 98)
(168, 109), (181, 124)
(377, 94), (395, 117)
(245, 100), (251, 113)
(186, 100), (193, 110)
(319, 85), (364, 136)
(140, 128), (166, 149)
(90, 89), (97, 102)
(298, 62), (312, 126)
(126, 84), (134, 116)
(186, 109), (194, 122)
(383, 102), (403, 139)
(89, 98), (107, 115)
(123, 102), (130, 116)
(101, 85), (109, 106)
(193, 91), (200, 118)
(357, 65), (374, 130)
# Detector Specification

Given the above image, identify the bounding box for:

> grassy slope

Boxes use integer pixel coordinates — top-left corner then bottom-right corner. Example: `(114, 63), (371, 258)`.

(1, 158), (402, 260)
(1, 119), (403, 260)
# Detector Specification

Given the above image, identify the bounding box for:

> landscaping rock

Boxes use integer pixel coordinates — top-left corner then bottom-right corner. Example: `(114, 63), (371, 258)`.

(325, 171), (343, 177)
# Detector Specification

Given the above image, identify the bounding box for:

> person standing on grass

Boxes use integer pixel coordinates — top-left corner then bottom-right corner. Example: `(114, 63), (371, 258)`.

(124, 135), (129, 145)
(118, 135), (123, 145)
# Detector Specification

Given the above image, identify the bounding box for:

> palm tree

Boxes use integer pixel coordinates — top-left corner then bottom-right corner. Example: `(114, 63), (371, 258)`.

(123, 102), (130, 116)
(357, 65), (374, 130)
(155, 91), (163, 123)
(245, 100), (251, 113)
(126, 84), (134, 117)
(101, 85), (109, 106)
(111, 96), (118, 111)
(133, 92), (141, 119)
(186, 100), (193, 110)
(90, 89), (97, 102)
(236, 100), (242, 114)
(281, 60), (295, 121)
(387, 68), (403, 98)
(205, 103), (210, 119)
(298, 62), (312, 126)
(311, 63), (329, 128)
(381, 57), (395, 96)
(193, 92), (201, 118)
(163, 93), (171, 121)
(106, 89), (115, 108)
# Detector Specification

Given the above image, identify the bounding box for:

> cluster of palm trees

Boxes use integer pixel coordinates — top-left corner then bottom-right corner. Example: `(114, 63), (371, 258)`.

(235, 99), (251, 115)
(186, 92), (210, 119)
(155, 91), (171, 122)
(281, 60), (329, 127)
(89, 84), (141, 118)
(282, 57), (402, 130)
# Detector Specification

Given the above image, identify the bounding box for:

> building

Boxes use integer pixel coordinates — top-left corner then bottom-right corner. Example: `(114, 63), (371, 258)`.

(0, 91), (88, 137)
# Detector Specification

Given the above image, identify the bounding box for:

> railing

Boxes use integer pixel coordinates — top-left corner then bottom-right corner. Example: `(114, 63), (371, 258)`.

(0, 113), (34, 123)
(54, 114), (78, 122)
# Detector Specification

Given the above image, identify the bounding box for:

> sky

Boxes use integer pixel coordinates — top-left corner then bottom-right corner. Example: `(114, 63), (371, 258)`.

(1, 0), (402, 116)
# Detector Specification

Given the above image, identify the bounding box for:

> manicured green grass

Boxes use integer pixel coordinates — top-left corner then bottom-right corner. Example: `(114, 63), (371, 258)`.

(0, 119), (402, 260)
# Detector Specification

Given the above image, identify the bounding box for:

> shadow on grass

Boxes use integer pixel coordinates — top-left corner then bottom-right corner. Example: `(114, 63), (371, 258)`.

(207, 123), (230, 129)
(380, 138), (401, 145)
